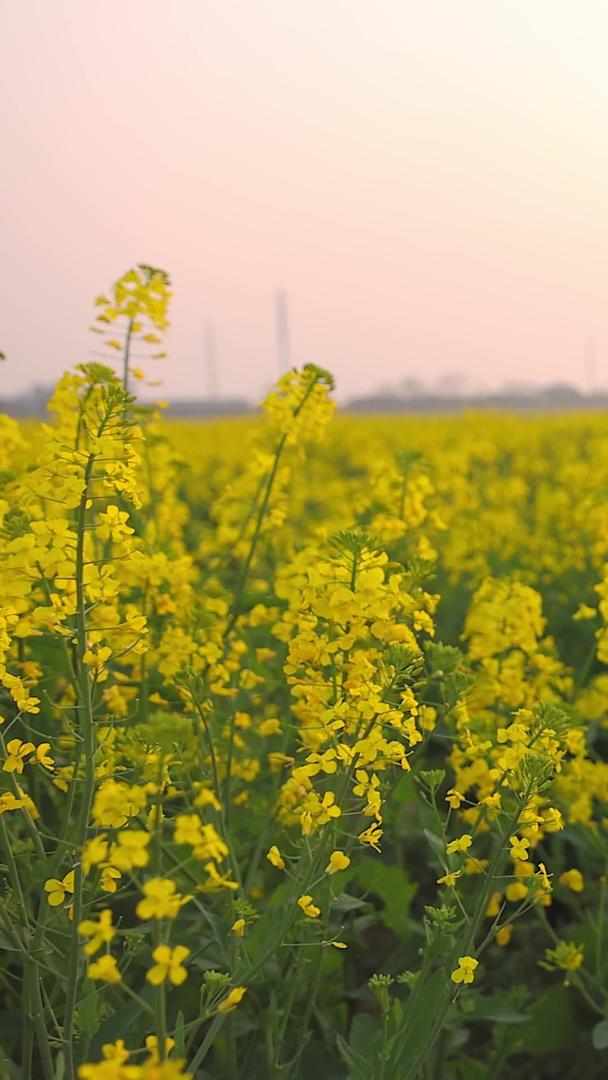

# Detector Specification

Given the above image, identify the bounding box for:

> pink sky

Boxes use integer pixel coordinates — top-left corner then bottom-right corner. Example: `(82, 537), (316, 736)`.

(2, 0), (608, 401)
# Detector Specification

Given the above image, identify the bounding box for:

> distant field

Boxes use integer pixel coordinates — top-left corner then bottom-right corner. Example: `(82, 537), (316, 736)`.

(3, 375), (608, 1077)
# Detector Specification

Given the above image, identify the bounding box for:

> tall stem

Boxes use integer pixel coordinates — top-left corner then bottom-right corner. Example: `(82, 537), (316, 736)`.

(394, 802), (525, 1079)
(225, 372), (320, 638)
(63, 452), (97, 1080)
(225, 431), (287, 638)
(122, 318), (134, 392)
(153, 921), (168, 1060)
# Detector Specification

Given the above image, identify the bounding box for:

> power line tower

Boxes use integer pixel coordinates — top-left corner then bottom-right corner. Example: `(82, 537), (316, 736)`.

(275, 289), (290, 375)
(204, 320), (219, 401)
(584, 336), (597, 395)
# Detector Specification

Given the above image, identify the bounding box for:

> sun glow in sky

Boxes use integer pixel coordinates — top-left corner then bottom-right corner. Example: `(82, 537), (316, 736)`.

(2, 0), (608, 400)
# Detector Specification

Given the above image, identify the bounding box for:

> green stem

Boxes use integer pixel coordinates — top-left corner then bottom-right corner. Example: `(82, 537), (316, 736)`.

(596, 862), (607, 978)
(190, 690), (243, 894)
(225, 372), (320, 637)
(27, 959), (56, 1079)
(271, 954), (302, 1072)
(154, 921), (168, 1061)
(64, 452), (97, 1080)
(393, 802), (526, 1078)
(0, 820), (54, 1076)
(0, 814), (30, 929)
(187, 1014), (225, 1072)
(225, 431), (288, 636)
(122, 318), (134, 392)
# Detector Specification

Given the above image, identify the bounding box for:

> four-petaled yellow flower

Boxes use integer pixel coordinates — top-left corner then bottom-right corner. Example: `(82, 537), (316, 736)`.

(78, 909), (115, 956)
(447, 834), (472, 855)
(136, 878), (191, 920)
(358, 823), (383, 852)
(496, 925), (512, 946)
(325, 850), (351, 875)
(110, 830), (151, 871)
(231, 918), (246, 937)
(266, 845), (285, 870)
(97, 504), (135, 542)
(3, 738), (35, 774)
(0, 792), (25, 815)
(82, 835), (108, 875)
(88, 1039), (129, 1065)
(543, 807), (564, 833)
(82, 645), (112, 670)
(146, 944), (190, 986)
(437, 870), (462, 888)
(31, 742), (54, 770)
(485, 892), (503, 917)
(44, 870), (75, 907)
(87, 954), (121, 984)
(100, 866), (121, 893)
(451, 955), (478, 985)
(559, 868), (584, 892)
(536, 862), (551, 892)
(509, 835), (530, 861)
(218, 986), (247, 1014)
(297, 894), (320, 918)
(144, 1034), (176, 1063)
(446, 788), (464, 810)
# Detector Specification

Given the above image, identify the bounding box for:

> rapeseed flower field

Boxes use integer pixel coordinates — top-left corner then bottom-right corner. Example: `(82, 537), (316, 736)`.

(2, 269), (608, 1078)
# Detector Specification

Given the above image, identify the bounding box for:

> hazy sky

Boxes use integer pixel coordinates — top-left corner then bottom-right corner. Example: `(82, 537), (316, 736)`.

(2, 1), (608, 401)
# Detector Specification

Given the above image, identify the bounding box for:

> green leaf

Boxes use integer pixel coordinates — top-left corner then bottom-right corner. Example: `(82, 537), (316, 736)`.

(349, 1012), (382, 1059)
(0, 1046), (21, 1079)
(53, 1051), (66, 1080)
(89, 988), (153, 1055)
(331, 891), (370, 914)
(463, 993), (530, 1025)
(519, 985), (576, 1054)
(389, 969), (452, 1074)
(424, 829), (447, 860)
(76, 992), (100, 1037)
(336, 1015), (381, 1080)
(455, 1057), (490, 1080)
(592, 1018), (608, 1050)
(335, 1034), (369, 1080)
(175, 1010), (186, 1056)
(355, 857), (416, 936)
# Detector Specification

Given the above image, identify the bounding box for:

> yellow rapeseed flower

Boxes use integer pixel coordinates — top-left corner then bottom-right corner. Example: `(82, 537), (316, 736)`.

(3, 738), (35, 774)
(146, 944), (190, 986)
(87, 955), (121, 984)
(44, 870), (75, 907)
(266, 845), (286, 870)
(445, 788), (465, 810)
(136, 878), (191, 920)
(559, 868), (584, 892)
(218, 986), (247, 1014)
(297, 894), (321, 918)
(446, 834), (472, 855)
(78, 909), (115, 956)
(325, 850), (351, 875)
(509, 835), (530, 861)
(451, 956), (478, 985)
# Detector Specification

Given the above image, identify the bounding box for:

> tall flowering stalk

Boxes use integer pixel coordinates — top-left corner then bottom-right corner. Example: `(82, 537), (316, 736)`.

(91, 264), (171, 392)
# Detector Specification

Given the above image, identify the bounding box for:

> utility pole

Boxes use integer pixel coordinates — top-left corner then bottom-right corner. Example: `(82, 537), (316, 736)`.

(275, 289), (290, 375)
(585, 335), (596, 395)
(204, 320), (219, 401)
